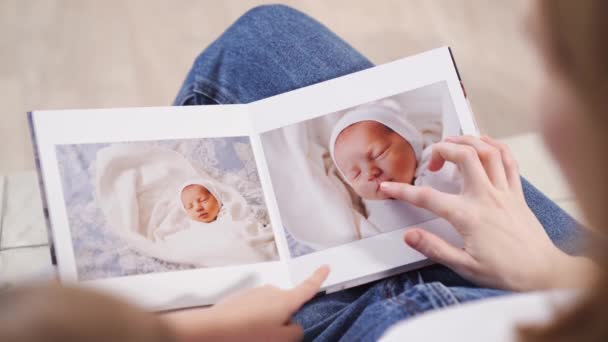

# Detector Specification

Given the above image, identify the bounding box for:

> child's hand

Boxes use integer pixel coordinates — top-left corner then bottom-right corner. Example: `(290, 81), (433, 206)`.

(165, 265), (329, 342)
(381, 135), (594, 291)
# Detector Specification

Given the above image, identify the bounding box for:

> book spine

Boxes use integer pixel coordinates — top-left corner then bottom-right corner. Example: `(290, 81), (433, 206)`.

(448, 47), (480, 135)
(27, 112), (57, 265)
(448, 46), (462, 82)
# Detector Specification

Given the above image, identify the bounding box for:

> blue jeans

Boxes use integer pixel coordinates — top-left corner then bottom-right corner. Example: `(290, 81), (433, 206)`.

(174, 5), (586, 341)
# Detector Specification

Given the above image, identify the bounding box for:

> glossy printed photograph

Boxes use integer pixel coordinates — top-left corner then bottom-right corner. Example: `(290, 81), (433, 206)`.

(261, 81), (464, 257)
(56, 137), (278, 281)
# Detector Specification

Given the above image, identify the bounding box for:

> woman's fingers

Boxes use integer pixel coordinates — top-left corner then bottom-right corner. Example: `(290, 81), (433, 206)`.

(479, 135), (523, 195)
(286, 265), (330, 313)
(380, 182), (463, 223)
(405, 228), (473, 274)
(428, 142), (491, 192)
(444, 135), (509, 190)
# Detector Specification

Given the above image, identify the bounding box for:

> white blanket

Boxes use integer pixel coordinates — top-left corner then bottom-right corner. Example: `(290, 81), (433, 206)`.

(263, 113), (378, 250)
(95, 144), (276, 267)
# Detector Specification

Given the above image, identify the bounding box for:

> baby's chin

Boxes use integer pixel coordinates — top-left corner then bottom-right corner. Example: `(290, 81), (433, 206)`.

(191, 213), (218, 223)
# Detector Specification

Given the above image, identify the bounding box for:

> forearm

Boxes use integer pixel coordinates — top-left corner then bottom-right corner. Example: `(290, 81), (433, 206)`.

(162, 307), (227, 342)
(544, 252), (598, 290)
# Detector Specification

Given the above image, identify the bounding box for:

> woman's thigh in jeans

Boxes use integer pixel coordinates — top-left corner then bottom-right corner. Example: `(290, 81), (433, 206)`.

(293, 272), (507, 341)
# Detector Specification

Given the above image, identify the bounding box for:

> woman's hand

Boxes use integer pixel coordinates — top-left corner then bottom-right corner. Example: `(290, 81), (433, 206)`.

(165, 265), (329, 342)
(381, 135), (592, 291)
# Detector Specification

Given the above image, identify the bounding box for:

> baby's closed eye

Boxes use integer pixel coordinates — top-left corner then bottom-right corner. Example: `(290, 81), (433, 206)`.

(373, 144), (391, 159)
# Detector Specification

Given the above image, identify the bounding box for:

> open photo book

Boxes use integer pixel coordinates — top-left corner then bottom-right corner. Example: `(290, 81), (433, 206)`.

(28, 47), (479, 311)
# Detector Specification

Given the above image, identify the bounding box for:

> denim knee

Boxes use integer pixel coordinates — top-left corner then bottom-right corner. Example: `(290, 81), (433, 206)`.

(175, 3), (372, 104)
(238, 4), (307, 26)
(230, 3), (320, 43)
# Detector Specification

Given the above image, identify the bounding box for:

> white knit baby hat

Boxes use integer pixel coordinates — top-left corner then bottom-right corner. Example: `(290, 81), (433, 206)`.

(328, 99), (423, 179)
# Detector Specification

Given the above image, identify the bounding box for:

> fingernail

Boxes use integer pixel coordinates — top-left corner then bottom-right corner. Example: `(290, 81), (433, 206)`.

(380, 182), (393, 191)
(405, 230), (422, 247)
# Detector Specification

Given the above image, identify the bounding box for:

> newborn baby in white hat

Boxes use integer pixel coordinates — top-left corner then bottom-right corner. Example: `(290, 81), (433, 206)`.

(329, 99), (461, 233)
(150, 177), (278, 266)
(180, 180), (222, 223)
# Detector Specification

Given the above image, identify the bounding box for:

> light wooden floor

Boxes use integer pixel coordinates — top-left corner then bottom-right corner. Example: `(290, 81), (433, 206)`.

(1, 0), (541, 174)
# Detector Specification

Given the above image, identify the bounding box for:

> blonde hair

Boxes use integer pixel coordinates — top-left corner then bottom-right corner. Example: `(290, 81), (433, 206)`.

(519, 1), (608, 341)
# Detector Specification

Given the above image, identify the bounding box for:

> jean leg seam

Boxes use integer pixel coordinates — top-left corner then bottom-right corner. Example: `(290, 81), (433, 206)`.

(173, 83), (196, 106)
(344, 302), (396, 342)
(302, 304), (352, 336)
(351, 297), (421, 342)
(193, 75), (239, 104)
(428, 282), (460, 307)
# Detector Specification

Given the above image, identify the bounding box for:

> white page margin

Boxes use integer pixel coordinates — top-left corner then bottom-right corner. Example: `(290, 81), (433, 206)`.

(248, 133), (293, 262)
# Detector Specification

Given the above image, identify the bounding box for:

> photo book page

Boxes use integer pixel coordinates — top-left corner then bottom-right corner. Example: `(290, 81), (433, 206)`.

(29, 105), (292, 311)
(29, 46), (477, 310)
(249, 47), (476, 290)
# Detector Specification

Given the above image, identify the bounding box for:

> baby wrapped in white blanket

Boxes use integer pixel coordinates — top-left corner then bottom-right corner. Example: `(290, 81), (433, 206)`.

(329, 100), (462, 235)
(95, 144), (277, 267)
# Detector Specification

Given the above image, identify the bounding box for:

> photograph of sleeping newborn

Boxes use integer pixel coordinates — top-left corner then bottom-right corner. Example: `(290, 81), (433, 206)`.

(260, 81), (464, 257)
(55, 137), (278, 281)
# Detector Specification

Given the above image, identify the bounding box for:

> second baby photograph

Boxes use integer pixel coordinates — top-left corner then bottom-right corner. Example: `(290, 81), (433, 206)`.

(260, 81), (465, 257)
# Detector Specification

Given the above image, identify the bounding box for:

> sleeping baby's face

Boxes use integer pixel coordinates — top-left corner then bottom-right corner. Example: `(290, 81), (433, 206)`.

(334, 120), (417, 200)
(181, 184), (220, 223)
